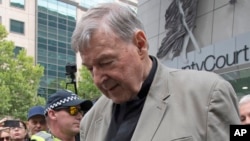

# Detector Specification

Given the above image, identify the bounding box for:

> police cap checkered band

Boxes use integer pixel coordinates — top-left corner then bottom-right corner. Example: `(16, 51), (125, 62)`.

(44, 89), (89, 115)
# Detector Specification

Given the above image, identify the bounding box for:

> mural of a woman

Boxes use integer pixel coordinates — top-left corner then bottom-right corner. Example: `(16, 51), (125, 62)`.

(157, 0), (200, 63)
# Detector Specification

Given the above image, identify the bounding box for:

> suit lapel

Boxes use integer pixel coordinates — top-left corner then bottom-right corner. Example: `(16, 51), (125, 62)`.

(132, 94), (170, 141)
(131, 61), (172, 141)
(93, 97), (113, 140)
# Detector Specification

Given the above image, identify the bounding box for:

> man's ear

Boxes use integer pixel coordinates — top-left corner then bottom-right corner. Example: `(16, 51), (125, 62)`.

(47, 110), (57, 120)
(134, 30), (147, 53)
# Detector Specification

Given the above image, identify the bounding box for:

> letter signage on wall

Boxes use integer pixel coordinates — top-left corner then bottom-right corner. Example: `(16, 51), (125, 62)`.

(176, 32), (250, 71)
(181, 45), (249, 71)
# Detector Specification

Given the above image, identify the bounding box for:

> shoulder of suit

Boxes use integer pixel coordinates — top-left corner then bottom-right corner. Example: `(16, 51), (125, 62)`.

(85, 95), (112, 116)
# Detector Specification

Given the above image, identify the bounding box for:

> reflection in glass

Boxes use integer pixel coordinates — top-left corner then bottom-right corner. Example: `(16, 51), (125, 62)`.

(220, 68), (250, 98)
(10, 0), (24, 9)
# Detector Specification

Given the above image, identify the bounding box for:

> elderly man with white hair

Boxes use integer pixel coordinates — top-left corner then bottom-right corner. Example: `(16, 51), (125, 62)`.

(239, 94), (250, 125)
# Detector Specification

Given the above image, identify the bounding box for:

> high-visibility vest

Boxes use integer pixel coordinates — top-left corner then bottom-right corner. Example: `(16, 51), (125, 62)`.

(30, 131), (61, 141)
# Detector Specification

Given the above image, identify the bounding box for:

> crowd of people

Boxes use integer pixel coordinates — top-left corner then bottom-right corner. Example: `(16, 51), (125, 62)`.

(1, 2), (250, 141)
(0, 90), (93, 141)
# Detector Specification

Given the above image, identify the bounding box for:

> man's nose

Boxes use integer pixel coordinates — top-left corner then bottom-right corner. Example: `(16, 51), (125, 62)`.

(92, 67), (104, 85)
(36, 122), (42, 127)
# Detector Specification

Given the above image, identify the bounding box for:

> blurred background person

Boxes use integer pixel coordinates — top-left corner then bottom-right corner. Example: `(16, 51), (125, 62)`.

(27, 106), (47, 136)
(0, 116), (13, 141)
(0, 128), (10, 141)
(9, 120), (29, 141)
(239, 94), (250, 125)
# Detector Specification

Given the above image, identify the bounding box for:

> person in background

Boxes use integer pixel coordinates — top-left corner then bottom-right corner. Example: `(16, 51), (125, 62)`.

(71, 2), (241, 141)
(239, 94), (250, 125)
(31, 90), (93, 141)
(0, 117), (14, 141)
(9, 120), (29, 141)
(0, 128), (10, 141)
(27, 106), (47, 136)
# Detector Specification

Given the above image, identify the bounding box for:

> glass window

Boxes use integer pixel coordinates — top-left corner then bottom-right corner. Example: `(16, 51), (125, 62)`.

(58, 18), (67, 25)
(67, 26), (75, 32)
(14, 46), (23, 56)
(48, 51), (57, 58)
(38, 55), (47, 62)
(58, 48), (66, 53)
(58, 72), (66, 78)
(48, 88), (57, 95)
(58, 42), (66, 48)
(48, 57), (57, 64)
(68, 20), (75, 27)
(58, 36), (66, 42)
(58, 29), (66, 35)
(48, 21), (57, 28)
(68, 50), (75, 56)
(38, 6), (48, 13)
(48, 0), (57, 13)
(58, 59), (66, 66)
(38, 30), (47, 38)
(48, 70), (57, 76)
(220, 68), (250, 98)
(38, 18), (47, 25)
(58, 23), (66, 30)
(10, 0), (24, 9)
(48, 15), (57, 22)
(67, 37), (72, 43)
(48, 32), (57, 40)
(38, 12), (47, 19)
(48, 39), (57, 46)
(38, 37), (47, 44)
(37, 87), (47, 98)
(38, 43), (47, 50)
(48, 45), (57, 52)
(48, 64), (57, 70)
(38, 0), (48, 8)
(67, 31), (73, 37)
(10, 19), (24, 34)
(58, 53), (66, 60)
(57, 65), (65, 72)
(38, 24), (47, 32)
(80, 0), (114, 9)
(67, 55), (76, 63)
(58, 1), (67, 16)
(38, 48), (47, 56)
(48, 26), (57, 34)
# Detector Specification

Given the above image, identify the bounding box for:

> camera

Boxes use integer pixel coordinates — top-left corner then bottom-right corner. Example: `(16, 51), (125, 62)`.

(65, 63), (78, 94)
(66, 63), (77, 75)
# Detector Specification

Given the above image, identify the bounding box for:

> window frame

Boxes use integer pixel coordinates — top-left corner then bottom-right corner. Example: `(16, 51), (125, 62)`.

(10, 0), (25, 9)
(10, 19), (25, 34)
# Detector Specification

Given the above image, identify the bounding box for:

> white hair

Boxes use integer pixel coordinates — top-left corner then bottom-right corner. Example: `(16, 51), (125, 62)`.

(239, 94), (250, 105)
(71, 3), (144, 53)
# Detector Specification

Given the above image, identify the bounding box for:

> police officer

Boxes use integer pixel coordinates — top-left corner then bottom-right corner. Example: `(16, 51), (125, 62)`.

(31, 90), (93, 141)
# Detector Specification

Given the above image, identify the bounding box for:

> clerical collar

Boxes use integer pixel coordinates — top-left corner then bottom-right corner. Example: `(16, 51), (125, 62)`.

(136, 56), (157, 99)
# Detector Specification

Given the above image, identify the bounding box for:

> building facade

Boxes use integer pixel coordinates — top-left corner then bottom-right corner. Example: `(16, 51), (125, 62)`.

(137, 0), (250, 98)
(0, 0), (137, 99)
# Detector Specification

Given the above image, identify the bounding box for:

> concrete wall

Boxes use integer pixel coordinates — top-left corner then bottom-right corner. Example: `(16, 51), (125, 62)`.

(0, 0), (36, 58)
